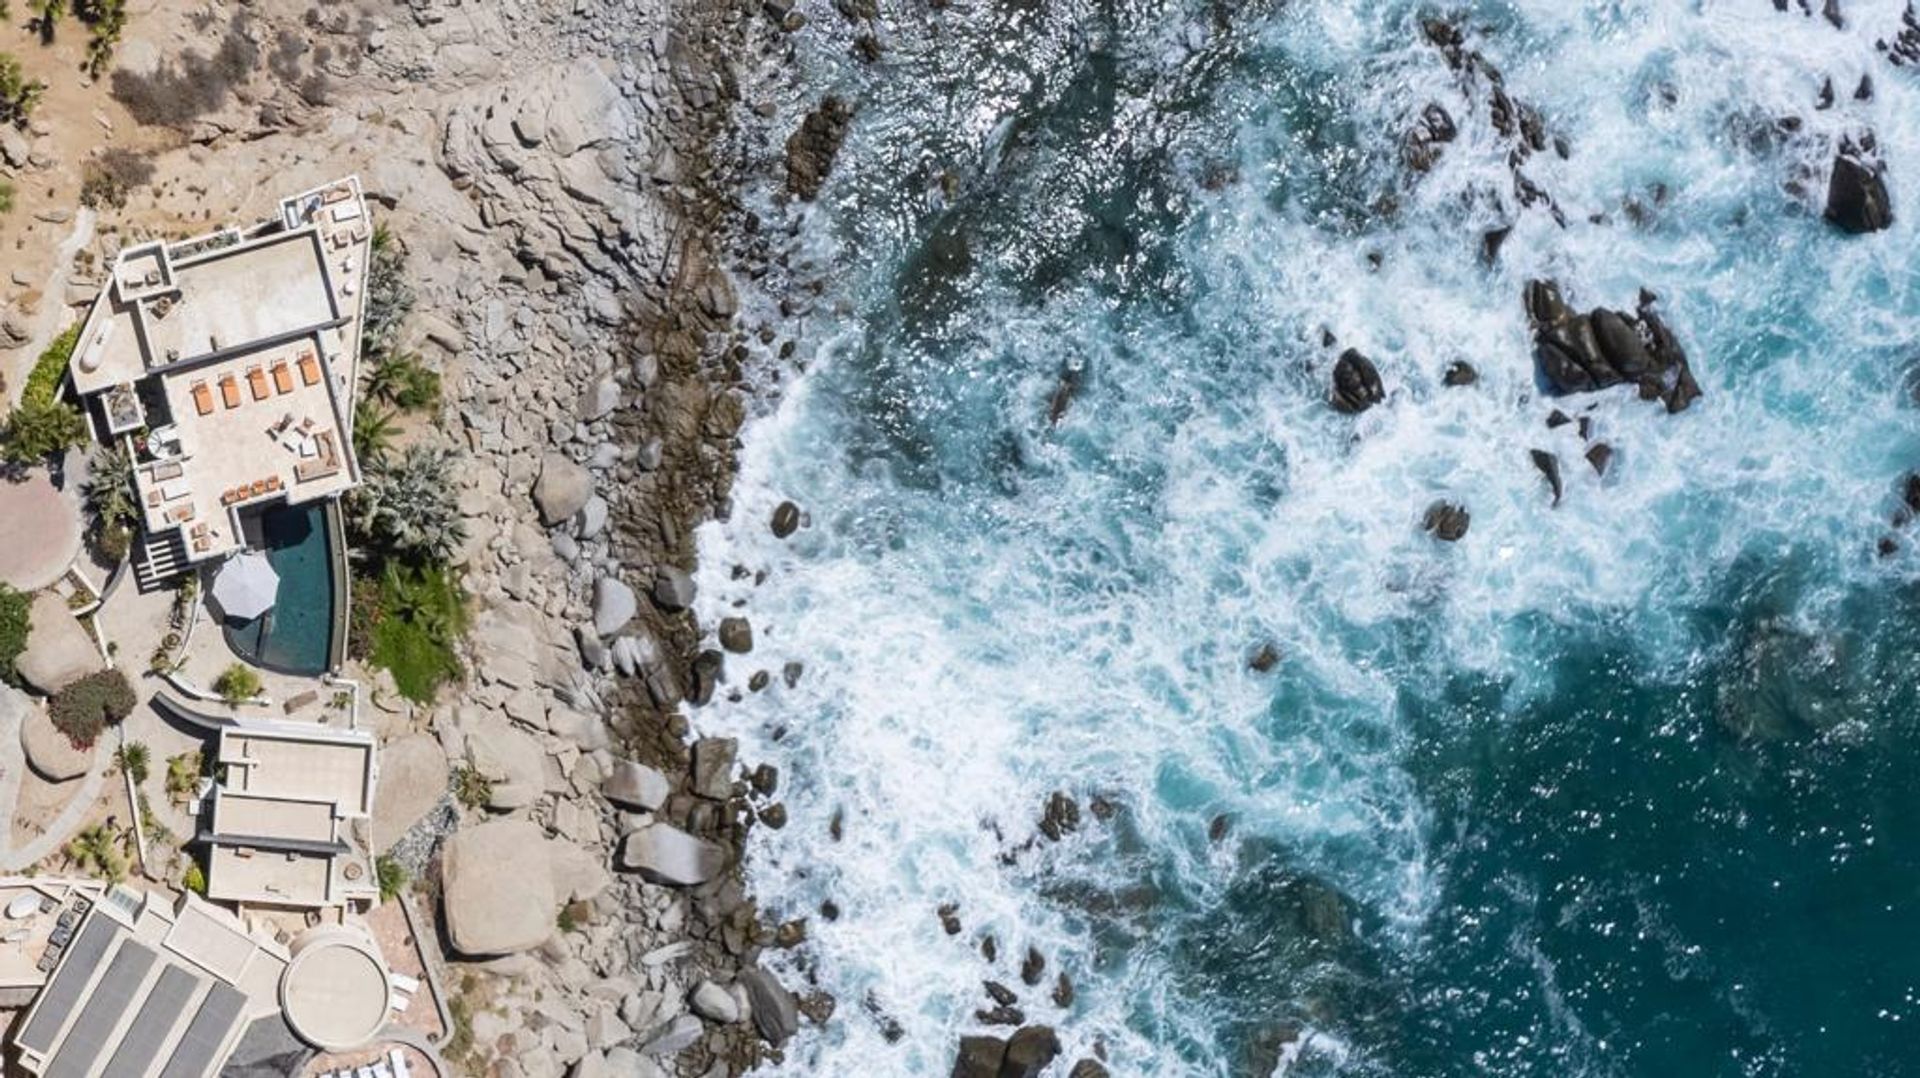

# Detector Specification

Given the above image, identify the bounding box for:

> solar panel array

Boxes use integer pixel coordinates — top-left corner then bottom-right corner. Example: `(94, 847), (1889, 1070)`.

(44, 941), (158, 1078)
(155, 981), (248, 1078)
(16, 916), (118, 1054)
(100, 965), (200, 1078)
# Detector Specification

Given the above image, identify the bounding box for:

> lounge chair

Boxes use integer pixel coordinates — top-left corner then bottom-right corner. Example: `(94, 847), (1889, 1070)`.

(219, 376), (241, 409)
(271, 363), (295, 394)
(247, 367), (270, 401)
(191, 382), (215, 416)
(297, 353), (322, 386)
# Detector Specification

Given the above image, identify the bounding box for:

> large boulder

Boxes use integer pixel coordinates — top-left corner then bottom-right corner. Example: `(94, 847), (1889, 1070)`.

(16, 692), (88, 782)
(1826, 153), (1893, 234)
(651, 566), (695, 611)
(617, 822), (727, 886)
(533, 454), (592, 526)
(689, 737), (737, 800)
(372, 735), (449, 852)
(1000, 1026), (1062, 1078)
(441, 820), (555, 955)
(1329, 349), (1385, 414)
(1524, 280), (1700, 412)
(602, 759), (672, 812)
(16, 593), (100, 695)
(464, 717), (547, 811)
(737, 967), (800, 1046)
(951, 1036), (1007, 1078)
(592, 576), (637, 637)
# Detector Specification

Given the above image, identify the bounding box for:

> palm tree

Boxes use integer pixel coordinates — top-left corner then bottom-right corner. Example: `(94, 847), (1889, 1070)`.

(84, 442), (134, 525)
(65, 822), (126, 883)
(116, 741), (149, 784)
(352, 399), (398, 464)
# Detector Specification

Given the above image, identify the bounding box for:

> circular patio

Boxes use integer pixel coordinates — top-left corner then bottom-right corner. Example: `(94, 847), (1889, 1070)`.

(0, 471), (81, 590)
(281, 926), (392, 1051)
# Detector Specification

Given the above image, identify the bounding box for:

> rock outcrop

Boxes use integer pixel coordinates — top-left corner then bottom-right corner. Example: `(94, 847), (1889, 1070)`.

(441, 821), (556, 956)
(1524, 280), (1700, 412)
(16, 593), (99, 696)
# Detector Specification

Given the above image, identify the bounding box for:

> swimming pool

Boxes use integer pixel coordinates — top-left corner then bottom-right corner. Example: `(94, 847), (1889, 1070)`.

(222, 502), (340, 676)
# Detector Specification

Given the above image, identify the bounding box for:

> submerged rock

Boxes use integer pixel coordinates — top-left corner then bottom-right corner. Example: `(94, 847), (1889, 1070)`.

(1442, 360), (1479, 386)
(1529, 449), (1563, 506)
(1329, 349), (1386, 414)
(786, 96), (854, 200)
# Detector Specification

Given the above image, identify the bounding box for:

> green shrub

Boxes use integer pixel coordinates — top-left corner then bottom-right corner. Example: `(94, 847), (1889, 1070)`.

(65, 822), (125, 883)
(0, 178), (14, 215)
(0, 584), (28, 685)
(23, 325), (80, 408)
(212, 663), (261, 704)
(164, 751), (199, 799)
(450, 764), (491, 810)
(115, 740), (149, 784)
(49, 669), (135, 748)
(108, 19), (255, 127)
(181, 860), (206, 895)
(0, 53), (47, 125)
(368, 561), (465, 703)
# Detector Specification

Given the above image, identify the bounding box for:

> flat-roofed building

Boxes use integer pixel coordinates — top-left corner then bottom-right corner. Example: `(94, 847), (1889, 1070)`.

(64, 178), (373, 586)
(196, 721), (380, 913)
(9, 887), (290, 1078)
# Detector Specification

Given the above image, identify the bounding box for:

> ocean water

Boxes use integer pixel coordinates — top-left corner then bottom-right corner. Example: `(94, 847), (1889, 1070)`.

(694, 1), (1920, 1074)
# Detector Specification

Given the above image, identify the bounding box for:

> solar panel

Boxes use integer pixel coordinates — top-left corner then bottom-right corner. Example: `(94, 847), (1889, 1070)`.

(17, 915), (120, 1053)
(156, 982), (247, 1078)
(101, 965), (202, 1078)
(44, 940), (158, 1078)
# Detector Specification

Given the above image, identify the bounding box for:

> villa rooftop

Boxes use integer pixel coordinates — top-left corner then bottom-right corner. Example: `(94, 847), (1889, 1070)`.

(66, 177), (372, 574)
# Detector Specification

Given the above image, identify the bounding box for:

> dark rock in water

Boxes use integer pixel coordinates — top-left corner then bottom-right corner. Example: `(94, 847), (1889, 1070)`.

(775, 918), (807, 947)
(785, 96), (854, 200)
(1577, 415), (1593, 441)
(771, 500), (802, 538)
(1900, 472), (1920, 514)
(1402, 102), (1458, 171)
(1242, 1022), (1306, 1078)
(783, 660), (805, 687)
(975, 1005), (1025, 1026)
(1856, 73), (1875, 101)
(1546, 408), (1573, 428)
(1714, 618), (1849, 742)
(1088, 795), (1118, 822)
(1247, 642), (1280, 672)
(1038, 792), (1080, 841)
(1069, 1062), (1111, 1078)
(748, 670), (771, 692)
(1423, 501), (1471, 541)
(1481, 225), (1512, 265)
(938, 903), (962, 935)
(867, 992), (906, 1042)
(1000, 1026), (1062, 1078)
(1880, 535), (1900, 557)
(1529, 449), (1563, 506)
(1048, 363), (1084, 426)
(1826, 153), (1893, 233)
(1209, 813), (1232, 843)
(985, 980), (1019, 1007)
(1585, 442), (1614, 476)
(820, 899), (840, 921)
(1824, 0), (1844, 28)
(951, 1035), (1008, 1078)
(718, 616), (754, 653)
(1051, 971), (1075, 1008)
(1279, 874), (1355, 949)
(1330, 349), (1385, 414)
(980, 934), (998, 962)
(758, 803), (788, 829)
(829, 807), (844, 841)
(751, 763), (780, 795)
(1020, 946), (1046, 986)
(688, 650), (724, 706)
(1443, 360), (1479, 386)
(1817, 76), (1835, 109)
(1526, 279), (1702, 412)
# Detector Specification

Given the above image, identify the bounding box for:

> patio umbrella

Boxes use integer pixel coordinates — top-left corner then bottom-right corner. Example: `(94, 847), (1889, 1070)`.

(210, 551), (279, 622)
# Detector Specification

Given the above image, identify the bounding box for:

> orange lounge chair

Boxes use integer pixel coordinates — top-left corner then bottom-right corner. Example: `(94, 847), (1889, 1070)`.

(247, 367), (271, 401)
(191, 381), (215, 416)
(297, 353), (322, 386)
(271, 363), (294, 394)
(219, 375), (241, 409)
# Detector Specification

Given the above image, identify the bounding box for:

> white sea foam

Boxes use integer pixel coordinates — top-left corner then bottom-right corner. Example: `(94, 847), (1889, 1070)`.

(696, 1), (1920, 1074)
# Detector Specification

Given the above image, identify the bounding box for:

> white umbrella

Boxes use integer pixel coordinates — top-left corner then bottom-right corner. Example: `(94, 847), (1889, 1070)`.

(210, 551), (279, 621)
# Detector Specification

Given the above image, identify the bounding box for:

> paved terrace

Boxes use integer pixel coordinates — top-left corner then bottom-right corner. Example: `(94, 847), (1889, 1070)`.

(133, 336), (355, 561)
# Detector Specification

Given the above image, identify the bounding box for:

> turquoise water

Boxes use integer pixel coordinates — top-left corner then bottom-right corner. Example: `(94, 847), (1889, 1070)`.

(699, 1), (1920, 1074)
(223, 503), (336, 676)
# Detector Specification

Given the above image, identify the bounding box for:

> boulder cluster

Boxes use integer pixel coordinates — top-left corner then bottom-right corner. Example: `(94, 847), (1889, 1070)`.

(1524, 280), (1701, 413)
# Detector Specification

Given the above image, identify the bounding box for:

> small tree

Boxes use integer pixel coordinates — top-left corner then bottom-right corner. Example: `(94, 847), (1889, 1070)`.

(375, 855), (407, 902)
(0, 53), (47, 125)
(115, 741), (149, 784)
(84, 443), (136, 562)
(49, 669), (135, 748)
(0, 583), (28, 685)
(213, 663), (261, 704)
(65, 822), (126, 882)
(351, 399), (397, 464)
(180, 860), (205, 894)
(2, 399), (89, 465)
(26, 0), (66, 43)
